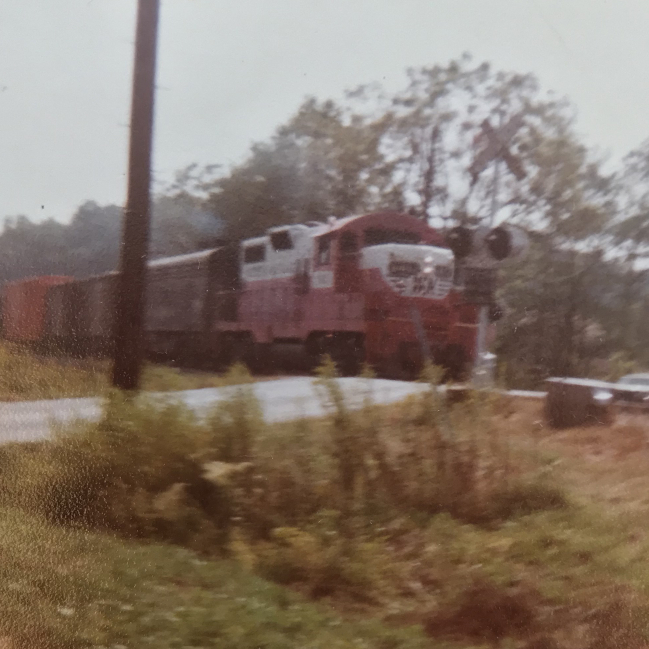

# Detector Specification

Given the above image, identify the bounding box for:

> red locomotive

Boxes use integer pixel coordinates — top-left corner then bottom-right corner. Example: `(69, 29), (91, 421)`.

(1, 211), (517, 379)
(219, 211), (476, 377)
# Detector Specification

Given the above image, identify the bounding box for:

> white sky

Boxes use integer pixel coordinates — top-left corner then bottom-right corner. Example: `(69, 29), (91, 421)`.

(1, 0), (648, 223)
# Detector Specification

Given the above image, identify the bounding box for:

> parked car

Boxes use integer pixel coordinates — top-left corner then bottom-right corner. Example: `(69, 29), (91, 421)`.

(613, 373), (649, 407)
(544, 377), (614, 428)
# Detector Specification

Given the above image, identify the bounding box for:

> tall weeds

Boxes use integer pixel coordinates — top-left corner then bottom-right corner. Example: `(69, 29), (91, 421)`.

(310, 360), (566, 527)
(0, 359), (565, 596)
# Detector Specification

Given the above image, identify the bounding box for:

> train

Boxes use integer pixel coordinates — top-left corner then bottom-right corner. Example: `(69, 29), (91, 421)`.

(0, 210), (521, 379)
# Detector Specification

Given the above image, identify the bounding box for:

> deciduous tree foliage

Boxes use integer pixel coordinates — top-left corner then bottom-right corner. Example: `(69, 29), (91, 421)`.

(0, 195), (223, 284)
(602, 138), (649, 369)
(204, 97), (391, 241)
(204, 56), (628, 383)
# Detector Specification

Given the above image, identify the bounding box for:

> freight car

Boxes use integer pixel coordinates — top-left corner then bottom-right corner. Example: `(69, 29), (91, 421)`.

(40, 247), (238, 362)
(2, 276), (72, 345)
(1, 211), (519, 378)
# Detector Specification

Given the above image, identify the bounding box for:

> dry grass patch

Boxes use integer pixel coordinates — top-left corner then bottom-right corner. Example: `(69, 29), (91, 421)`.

(0, 342), (257, 401)
(486, 395), (649, 518)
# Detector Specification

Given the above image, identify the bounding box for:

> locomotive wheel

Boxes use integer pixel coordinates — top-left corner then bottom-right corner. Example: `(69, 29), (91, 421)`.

(398, 342), (421, 380)
(249, 343), (272, 374)
(442, 344), (468, 383)
(219, 335), (254, 372)
(306, 333), (365, 376)
(330, 334), (364, 377)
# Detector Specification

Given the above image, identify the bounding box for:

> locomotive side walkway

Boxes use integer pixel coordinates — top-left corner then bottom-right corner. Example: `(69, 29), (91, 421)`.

(0, 377), (441, 444)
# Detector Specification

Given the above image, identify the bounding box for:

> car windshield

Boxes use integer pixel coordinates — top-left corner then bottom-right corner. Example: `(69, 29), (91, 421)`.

(617, 376), (649, 387)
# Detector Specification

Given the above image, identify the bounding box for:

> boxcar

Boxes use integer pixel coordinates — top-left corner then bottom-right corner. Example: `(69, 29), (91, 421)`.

(3, 276), (71, 345)
(145, 248), (237, 362)
(44, 281), (85, 355)
(76, 272), (118, 356)
(36, 248), (238, 364)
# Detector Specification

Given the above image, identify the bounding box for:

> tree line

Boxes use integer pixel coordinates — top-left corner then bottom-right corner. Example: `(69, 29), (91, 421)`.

(2, 54), (649, 386)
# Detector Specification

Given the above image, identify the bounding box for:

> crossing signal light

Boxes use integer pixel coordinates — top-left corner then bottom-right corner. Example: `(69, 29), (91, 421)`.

(485, 225), (529, 261)
(446, 224), (528, 262)
(446, 226), (473, 259)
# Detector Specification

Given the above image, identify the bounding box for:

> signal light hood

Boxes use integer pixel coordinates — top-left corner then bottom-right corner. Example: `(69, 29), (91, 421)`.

(445, 224), (529, 262)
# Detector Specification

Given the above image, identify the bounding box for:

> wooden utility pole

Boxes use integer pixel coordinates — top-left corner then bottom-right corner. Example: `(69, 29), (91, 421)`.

(112, 0), (160, 390)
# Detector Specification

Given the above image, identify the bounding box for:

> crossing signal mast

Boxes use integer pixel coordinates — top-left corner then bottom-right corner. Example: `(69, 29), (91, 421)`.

(448, 112), (530, 386)
(469, 113), (527, 191)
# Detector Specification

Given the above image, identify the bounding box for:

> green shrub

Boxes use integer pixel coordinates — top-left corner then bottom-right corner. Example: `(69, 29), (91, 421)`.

(207, 364), (263, 462)
(1, 393), (204, 526)
(490, 481), (569, 520)
(254, 526), (392, 603)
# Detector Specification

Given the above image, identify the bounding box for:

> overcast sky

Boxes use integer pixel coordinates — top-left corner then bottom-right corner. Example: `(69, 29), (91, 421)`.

(1, 0), (648, 224)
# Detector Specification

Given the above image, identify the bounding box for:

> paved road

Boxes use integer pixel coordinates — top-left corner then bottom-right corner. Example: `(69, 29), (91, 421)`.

(0, 377), (433, 445)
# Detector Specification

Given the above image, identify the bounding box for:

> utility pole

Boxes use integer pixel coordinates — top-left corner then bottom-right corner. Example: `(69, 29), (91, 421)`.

(112, 0), (160, 390)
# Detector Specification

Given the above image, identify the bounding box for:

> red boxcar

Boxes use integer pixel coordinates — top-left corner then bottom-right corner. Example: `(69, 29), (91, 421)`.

(2, 276), (72, 343)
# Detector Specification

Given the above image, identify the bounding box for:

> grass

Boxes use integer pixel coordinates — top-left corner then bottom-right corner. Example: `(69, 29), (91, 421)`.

(0, 509), (430, 649)
(3, 500), (649, 648)
(3, 486), (649, 649)
(0, 342), (251, 401)
(3, 356), (649, 647)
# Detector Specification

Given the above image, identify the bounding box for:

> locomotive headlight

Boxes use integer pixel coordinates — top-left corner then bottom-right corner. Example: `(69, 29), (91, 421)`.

(423, 266), (433, 274)
(424, 256), (433, 263)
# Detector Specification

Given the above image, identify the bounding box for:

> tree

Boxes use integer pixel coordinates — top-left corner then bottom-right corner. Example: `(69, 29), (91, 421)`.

(0, 215), (70, 281)
(345, 56), (616, 381)
(0, 194), (223, 285)
(205, 98), (391, 241)
(150, 192), (223, 257)
(600, 139), (649, 367)
(345, 55), (614, 239)
(614, 139), (649, 257)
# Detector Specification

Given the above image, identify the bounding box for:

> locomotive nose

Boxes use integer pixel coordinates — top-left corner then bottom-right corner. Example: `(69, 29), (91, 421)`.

(360, 243), (454, 300)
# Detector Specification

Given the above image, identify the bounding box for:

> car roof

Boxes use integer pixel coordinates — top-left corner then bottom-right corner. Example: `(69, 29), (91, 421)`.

(618, 373), (649, 382)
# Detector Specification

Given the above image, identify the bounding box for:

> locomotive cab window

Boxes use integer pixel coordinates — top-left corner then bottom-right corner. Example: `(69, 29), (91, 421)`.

(270, 230), (293, 251)
(364, 228), (421, 247)
(388, 260), (420, 278)
(339, 231), (358, 255)
(243, 244), (266, 264)
(316, 236), (332, 266)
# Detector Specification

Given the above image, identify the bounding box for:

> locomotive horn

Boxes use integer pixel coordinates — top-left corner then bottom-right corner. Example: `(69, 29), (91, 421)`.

(446, 226), (473, 259)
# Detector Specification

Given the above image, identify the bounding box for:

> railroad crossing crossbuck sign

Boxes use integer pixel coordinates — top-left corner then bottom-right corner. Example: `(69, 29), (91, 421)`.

(469, 113), (527, 185)
(466, 112), (527, 389)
